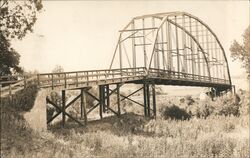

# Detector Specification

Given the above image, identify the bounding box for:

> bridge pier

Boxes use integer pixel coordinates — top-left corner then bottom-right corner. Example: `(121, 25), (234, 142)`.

(117, 84), (121, 116)
(99, 85), (104, 119)
(46, 88), (87, 128)
(80, 89), (87, 125)
(62, 90), (66, 127)
(143, 81), (157, 118)
(46, 82), (158, 128)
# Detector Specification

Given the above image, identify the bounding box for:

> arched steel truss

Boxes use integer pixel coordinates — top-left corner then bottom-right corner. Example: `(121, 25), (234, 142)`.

(109, 12), (232, 85)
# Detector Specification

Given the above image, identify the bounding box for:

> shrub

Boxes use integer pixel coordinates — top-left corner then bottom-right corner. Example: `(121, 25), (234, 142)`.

(222, 122), (235, 133)
(195, 104), (215, 119)
(185, 95), (195, 105)
(160, 104), (191, 120)
(2, 83), (38, 112)
(214, 94), (240, 116)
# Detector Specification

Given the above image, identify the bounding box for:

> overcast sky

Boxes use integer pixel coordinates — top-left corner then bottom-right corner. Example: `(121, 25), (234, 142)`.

(13, 1), (249, 81)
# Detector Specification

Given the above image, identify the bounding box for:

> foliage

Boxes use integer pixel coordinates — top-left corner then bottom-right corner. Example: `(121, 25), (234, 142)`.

(2, 91), (250, 158)
(1, 83), (38, 112)
(185, 95), (195, 105)
(213, 94), (240, 117)
(194, 103), (214, 119)
(160, 104), (191, 120)
(0, 0), (42, 40)
(0, 34), (22, 75)
(0, 0), (42, 76)
(52, 65), (64, 73)
(230, 25), (250, 76)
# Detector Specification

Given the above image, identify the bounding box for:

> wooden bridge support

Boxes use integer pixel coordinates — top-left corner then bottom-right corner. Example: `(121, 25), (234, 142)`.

(99, 85), (104, 119)
(62, 90), (66, 127)
(152, 83), (156, 118)
(117, 84), (121, 116)
(46, 82), (157, 128)
(80, 89), (87, 125)
(143, 82), (157, 118)
(105, 85), (110, 112)
(46, 89), (88, 127)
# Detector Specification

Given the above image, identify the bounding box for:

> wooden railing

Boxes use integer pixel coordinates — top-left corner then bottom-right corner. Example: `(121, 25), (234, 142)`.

(37, 67), (146, 89)
(0, 67), (231, 98)
(0, 76), (37, 98)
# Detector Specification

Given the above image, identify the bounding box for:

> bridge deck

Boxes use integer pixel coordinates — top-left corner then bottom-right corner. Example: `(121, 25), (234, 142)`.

(0, 67), (231, 97)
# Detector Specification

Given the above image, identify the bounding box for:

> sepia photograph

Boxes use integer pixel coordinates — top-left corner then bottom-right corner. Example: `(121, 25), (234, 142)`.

(0, 0), (249, 157)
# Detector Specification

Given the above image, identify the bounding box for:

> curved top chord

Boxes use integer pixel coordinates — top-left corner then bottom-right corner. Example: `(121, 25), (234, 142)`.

(109, 12), (232, 86)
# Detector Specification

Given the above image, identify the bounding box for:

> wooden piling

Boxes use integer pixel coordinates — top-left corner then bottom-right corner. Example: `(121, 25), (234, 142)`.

(62, 90), (66, 127)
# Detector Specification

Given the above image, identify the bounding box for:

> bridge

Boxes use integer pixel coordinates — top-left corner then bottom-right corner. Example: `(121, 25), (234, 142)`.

(0, 12), (232, 127)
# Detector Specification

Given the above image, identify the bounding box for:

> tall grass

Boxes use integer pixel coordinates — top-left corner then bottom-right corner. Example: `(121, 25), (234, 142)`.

(1, 89), (249, 158)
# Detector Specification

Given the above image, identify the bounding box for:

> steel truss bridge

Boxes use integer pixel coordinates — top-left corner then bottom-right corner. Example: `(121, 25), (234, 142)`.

(1, 12), (232, 127)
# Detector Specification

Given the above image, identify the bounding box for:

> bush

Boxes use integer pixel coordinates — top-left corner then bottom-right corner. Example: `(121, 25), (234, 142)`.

(185, 95), (195, 105)
(2, 83), (38, 112)
(160, 104), (191, 120)
(214, 94), (240, 117)
(195, 104), (215, 119)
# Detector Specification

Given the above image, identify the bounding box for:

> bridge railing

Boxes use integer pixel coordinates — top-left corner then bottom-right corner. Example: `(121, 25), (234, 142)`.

(37, 67), (146, 89)
(0, 76), (37, 97)
(1, 67), (230, 97)
(148, 68), (230, 84)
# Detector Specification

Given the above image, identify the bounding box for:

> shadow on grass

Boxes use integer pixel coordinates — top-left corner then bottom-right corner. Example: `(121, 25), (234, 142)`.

(49, 112), (153, 137)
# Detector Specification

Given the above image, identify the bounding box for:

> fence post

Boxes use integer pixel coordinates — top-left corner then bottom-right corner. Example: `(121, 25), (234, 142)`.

(24, 76), (27, 88)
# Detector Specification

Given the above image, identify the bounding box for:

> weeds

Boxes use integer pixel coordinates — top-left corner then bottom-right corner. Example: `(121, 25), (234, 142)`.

(1, 90), (249, 158)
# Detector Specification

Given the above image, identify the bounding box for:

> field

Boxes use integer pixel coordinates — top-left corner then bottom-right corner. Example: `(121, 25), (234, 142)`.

(1, 85), (249, 158)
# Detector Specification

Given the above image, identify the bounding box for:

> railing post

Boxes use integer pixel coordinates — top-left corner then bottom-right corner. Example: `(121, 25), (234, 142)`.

(86, 72), (89, 86)
(64, 73), (67, 88)
(96, 71), (99, 81)
(51, 74), (54, 90)
(37, 74), (40, 87)
(76, 72), (78, 87)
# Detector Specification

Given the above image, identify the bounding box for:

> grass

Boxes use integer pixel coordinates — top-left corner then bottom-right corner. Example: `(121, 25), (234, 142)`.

(1, 89), (249, 158)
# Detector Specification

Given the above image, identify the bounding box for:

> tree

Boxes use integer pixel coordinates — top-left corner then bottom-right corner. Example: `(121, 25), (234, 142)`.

(52, 65), (64, 73)
(0, 0), (42, 76)
(230, 26), (250, 77)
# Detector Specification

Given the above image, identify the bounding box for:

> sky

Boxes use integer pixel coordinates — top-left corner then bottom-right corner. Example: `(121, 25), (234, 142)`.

(12, 0), (249, 88)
